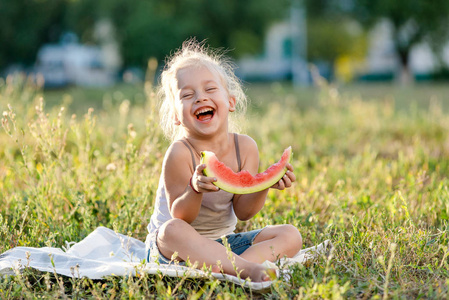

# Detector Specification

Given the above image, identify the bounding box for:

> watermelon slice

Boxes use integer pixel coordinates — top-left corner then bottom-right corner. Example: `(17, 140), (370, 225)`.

(201, 146), (292, 194)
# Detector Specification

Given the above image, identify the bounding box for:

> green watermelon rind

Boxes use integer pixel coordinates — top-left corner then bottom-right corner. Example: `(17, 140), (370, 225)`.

(201, 146), (292, 194)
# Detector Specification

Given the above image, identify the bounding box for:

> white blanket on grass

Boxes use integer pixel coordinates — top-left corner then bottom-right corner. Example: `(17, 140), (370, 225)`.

(0, 227), (330, 292)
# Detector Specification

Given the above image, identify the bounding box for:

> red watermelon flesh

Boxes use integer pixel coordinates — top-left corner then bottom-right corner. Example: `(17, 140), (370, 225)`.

(201, 146), (292, 194)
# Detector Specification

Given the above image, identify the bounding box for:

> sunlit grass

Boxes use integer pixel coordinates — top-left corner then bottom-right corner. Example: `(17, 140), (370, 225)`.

(1, 73), (449, 298)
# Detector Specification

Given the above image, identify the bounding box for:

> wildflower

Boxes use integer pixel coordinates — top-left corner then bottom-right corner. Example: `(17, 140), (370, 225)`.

(106, 163), (117, 171)
(128, 123), (137, 139)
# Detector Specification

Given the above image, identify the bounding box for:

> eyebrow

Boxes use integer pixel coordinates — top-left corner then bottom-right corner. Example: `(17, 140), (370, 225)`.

(203, 80), (217, 85)
(179, 80), (218, 91)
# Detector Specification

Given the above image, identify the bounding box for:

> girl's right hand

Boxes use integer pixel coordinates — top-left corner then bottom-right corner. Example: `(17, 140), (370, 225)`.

(191, 164), (220, 193)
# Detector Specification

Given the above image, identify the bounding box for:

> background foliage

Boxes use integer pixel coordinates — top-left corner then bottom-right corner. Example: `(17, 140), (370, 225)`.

(347, 0), (449, 82)
(2, 0), (449, 82)
(0, 0), (290, 70)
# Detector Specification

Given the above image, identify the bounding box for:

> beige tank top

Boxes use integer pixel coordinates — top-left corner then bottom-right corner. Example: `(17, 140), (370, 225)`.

(181, 134), (241, 239)
(148, 134), (241, 240)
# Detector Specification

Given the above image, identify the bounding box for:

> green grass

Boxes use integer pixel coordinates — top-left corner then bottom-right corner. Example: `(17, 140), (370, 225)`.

(1, 73), (449, 298)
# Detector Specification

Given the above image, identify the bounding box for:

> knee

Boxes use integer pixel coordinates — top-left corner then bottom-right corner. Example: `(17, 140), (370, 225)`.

(280, 224), (302, 253)
(158, 218), (189, 243)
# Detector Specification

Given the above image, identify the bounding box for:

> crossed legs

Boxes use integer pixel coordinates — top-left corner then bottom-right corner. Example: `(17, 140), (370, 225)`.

(240, 224), (302, 263)
(156, 219), (302, 282)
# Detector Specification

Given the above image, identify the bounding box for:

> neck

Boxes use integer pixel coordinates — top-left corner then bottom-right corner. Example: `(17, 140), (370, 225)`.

(185, 131), (232, 156)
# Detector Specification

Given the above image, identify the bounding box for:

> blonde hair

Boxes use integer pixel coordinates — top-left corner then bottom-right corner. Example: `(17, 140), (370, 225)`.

(158, 39), (247, 141)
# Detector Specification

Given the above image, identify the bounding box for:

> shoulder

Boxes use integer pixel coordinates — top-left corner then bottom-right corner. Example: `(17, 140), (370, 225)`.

(163, 140), (194, 171)
(234, 133), (258, 153)
(234, 134), (259, 171)
(165, 140), (190, 158)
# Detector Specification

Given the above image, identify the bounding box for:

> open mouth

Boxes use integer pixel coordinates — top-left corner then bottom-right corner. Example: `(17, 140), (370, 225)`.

(195, 107), (215, 122)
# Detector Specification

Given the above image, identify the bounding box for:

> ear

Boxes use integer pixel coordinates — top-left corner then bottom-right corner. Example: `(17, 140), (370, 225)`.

(228, 96), (236, 112)
(174, 114), (181, 126)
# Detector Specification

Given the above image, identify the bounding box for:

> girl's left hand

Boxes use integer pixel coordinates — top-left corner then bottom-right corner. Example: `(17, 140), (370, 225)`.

(271, 163), (296, 190)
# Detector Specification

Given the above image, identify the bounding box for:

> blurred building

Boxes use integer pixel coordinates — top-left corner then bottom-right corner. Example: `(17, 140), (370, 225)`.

(238, 18), (449, 83)
(34, 30), (120, 88)
(360, 19), (449, 81)
(236, 23), (293, 81)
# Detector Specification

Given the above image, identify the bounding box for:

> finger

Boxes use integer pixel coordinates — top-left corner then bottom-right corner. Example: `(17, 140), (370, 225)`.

(194, 171), (219, 190)
(197, 181), (220, 192)
(197, 174), (217, 184)
(196, 164), (207, 174)
(284, 164), (296, 181)
(277, 178), (285, 190)
(286, 163), (294, 172)
(282, 174), (292, 188)
(285, 170), (296, 183)
(197, 164), (219, 185)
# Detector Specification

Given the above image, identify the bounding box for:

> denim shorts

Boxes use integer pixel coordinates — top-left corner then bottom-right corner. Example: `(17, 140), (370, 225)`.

(145, 228), (263, 265)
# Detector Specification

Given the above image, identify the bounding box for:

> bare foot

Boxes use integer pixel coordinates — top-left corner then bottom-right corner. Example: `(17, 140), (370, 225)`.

(210, 262), (275, 282)
(241, 264), (277, 282)
(210, 264), (221, 273)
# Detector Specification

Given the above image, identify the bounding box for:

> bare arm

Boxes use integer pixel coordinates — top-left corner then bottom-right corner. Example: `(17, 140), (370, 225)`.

(232, 137), (267, 220)
(164, 142), (218, 223)
(232, 137), (296, 221)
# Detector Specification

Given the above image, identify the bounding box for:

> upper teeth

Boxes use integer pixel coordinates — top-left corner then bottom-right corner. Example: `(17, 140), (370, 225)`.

(195, 108), (213, 115)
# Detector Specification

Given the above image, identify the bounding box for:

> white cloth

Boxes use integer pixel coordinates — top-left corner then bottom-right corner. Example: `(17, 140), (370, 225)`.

(0, 227), (145, 279)
(0, 227), (273, 291)
(0, 226), (331, 292)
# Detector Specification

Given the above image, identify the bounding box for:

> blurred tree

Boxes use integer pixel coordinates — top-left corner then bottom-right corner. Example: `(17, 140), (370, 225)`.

(304, 0), (367, 80)
(0, 0), (290, 71)
(104, 0), (291, 67)
(306, 18), (365, 63)
(350, 0), (449, 83)
(0, 0), (68, 70)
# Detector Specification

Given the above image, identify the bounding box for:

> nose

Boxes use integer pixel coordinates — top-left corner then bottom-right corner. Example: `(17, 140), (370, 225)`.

(195, 91), (208, 103)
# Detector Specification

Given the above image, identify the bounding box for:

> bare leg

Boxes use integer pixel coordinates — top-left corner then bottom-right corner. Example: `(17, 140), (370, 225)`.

(157, 218), (275, 282)
(240, 224), (302, 263)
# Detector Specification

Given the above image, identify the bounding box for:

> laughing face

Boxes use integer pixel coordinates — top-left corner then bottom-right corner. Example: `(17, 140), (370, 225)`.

(174, 65), (236, 138)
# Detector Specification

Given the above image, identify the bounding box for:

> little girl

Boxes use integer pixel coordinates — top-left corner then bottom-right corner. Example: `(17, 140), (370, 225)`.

(146, 39), (302, 282)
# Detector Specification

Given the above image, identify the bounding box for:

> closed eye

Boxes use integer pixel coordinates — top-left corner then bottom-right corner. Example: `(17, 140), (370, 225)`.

(206, 87), (217, 92)
(181, 93), (193, 99)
